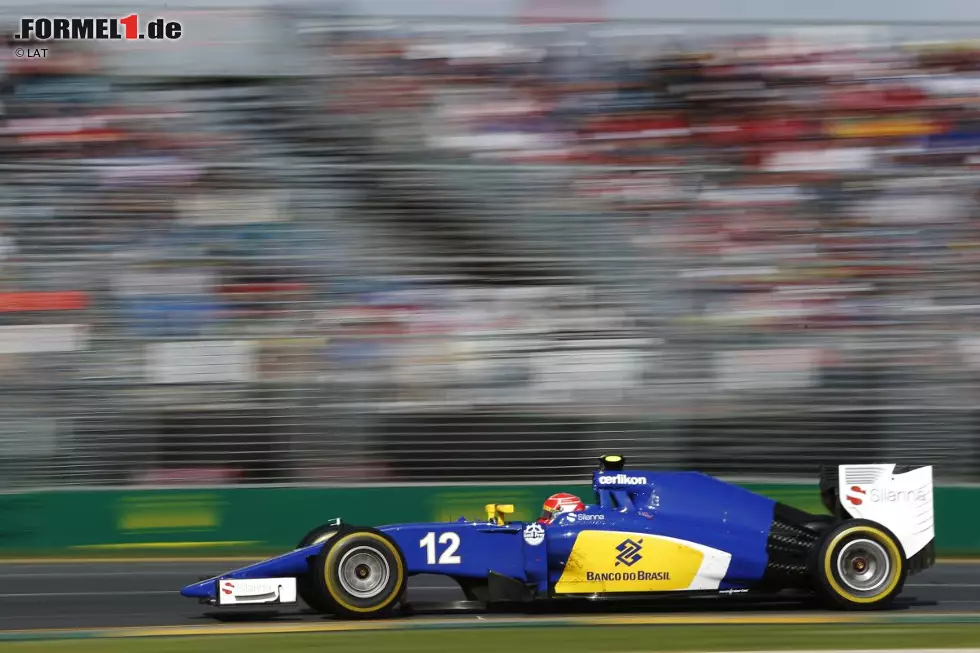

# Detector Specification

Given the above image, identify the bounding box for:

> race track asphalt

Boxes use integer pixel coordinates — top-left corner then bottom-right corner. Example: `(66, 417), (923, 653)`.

(0, 560), (977, 632)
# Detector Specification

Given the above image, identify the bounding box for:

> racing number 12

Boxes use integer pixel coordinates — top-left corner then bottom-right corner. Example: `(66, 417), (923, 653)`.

(419, 531), (461, 565)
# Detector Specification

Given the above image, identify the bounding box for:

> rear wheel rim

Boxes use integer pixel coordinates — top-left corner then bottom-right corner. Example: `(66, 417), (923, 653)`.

(338, 546), (390, 599)
(836, 538), (891, 594)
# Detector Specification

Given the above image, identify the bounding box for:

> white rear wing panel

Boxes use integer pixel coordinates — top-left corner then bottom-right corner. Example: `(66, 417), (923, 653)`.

(838, 464), (934, 558)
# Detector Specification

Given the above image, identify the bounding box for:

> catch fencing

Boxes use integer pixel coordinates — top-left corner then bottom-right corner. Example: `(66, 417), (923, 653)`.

(1, 160), (979, 487)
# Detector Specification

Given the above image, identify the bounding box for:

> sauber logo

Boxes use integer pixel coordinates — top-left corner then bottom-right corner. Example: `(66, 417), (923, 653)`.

(615, 538), (643, 567)
(599, 474), (647, 486)
(846, 486), (866, 506)
(847, 485), (927, 506)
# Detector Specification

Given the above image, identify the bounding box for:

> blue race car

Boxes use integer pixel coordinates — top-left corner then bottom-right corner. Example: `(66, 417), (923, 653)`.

(181, 455), (936, 618)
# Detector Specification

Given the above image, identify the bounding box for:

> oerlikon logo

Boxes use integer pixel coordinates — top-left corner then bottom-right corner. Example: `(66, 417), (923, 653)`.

(599, 474), (647, 486)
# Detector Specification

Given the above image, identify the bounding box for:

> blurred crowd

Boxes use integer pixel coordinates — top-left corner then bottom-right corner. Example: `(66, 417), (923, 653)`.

(328, 28), (980, 328)
(6, 23), (980, 483)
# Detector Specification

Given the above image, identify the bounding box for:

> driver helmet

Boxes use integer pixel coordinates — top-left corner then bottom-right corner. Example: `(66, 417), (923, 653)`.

(538, 492), (585, 524)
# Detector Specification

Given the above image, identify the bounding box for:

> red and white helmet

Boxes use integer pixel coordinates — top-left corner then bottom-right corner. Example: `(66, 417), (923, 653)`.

(538, 492), (585, 523)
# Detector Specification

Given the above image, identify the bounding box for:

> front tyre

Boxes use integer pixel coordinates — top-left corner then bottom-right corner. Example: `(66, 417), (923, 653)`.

(295, 524), (341, 613)
(312, 528), (406, 619)
(811, 519), (907, 610)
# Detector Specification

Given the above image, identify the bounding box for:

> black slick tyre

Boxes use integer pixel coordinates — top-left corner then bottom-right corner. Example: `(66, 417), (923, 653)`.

(311, 527), (406, 619)
(811, 519), (907, 610)
(295, 524), (342, 613)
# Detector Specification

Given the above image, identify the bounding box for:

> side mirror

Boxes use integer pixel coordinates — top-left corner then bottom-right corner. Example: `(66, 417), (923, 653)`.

(485, 503), (515, 525)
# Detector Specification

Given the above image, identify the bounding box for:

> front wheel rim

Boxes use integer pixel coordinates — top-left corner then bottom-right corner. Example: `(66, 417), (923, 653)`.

(338, 546), (391, 599)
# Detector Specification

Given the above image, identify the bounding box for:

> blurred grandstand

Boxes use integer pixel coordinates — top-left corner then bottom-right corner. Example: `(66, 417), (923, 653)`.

(4, 11), (980, 487)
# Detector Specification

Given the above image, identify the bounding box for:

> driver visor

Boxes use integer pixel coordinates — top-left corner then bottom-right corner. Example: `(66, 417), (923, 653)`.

(539, 506), (560, 522)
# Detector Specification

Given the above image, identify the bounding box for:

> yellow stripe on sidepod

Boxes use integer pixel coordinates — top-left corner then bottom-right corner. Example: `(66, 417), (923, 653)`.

(554, 531), (705, 594)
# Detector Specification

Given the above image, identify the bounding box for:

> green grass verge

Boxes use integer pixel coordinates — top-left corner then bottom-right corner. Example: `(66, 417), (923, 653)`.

(8, 624), (980, 653)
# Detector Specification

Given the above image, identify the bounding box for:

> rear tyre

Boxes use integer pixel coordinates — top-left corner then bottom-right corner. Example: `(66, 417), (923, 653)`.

(811, 519), (907, 610)
(295, 524), (342, 613)
(312, 528), (406, 619)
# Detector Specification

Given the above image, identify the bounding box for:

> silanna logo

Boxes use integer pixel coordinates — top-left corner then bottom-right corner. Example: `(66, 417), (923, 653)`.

(221, 581), (235, 595)
(846, 486), (866, 506)
(564, 513), (604, 523)
(599, 474), (647, 486)
(615, 538), (643, 567)
(847, 485), (927, 506)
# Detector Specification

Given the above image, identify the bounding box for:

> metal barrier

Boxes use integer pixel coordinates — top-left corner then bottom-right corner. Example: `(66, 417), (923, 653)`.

(1, 160), (980, 487)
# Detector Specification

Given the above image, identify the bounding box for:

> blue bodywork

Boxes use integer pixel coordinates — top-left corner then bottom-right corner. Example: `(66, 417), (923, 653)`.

(180, 470), (777, 602)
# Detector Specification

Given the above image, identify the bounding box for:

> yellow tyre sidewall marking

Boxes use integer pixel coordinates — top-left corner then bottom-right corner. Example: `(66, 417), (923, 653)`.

(324, 532), (404, 614)
(823, 525), (903, 604)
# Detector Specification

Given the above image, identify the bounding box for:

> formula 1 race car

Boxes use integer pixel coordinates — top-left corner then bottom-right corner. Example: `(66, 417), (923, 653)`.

(180, 455), (936, 618)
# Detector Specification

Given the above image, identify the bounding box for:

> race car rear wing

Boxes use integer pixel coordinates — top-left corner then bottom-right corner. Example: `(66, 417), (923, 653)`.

(819, 463), (934, 560)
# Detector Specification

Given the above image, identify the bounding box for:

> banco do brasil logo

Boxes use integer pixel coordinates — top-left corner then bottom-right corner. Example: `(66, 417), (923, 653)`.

(615, 538), (643, 567)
